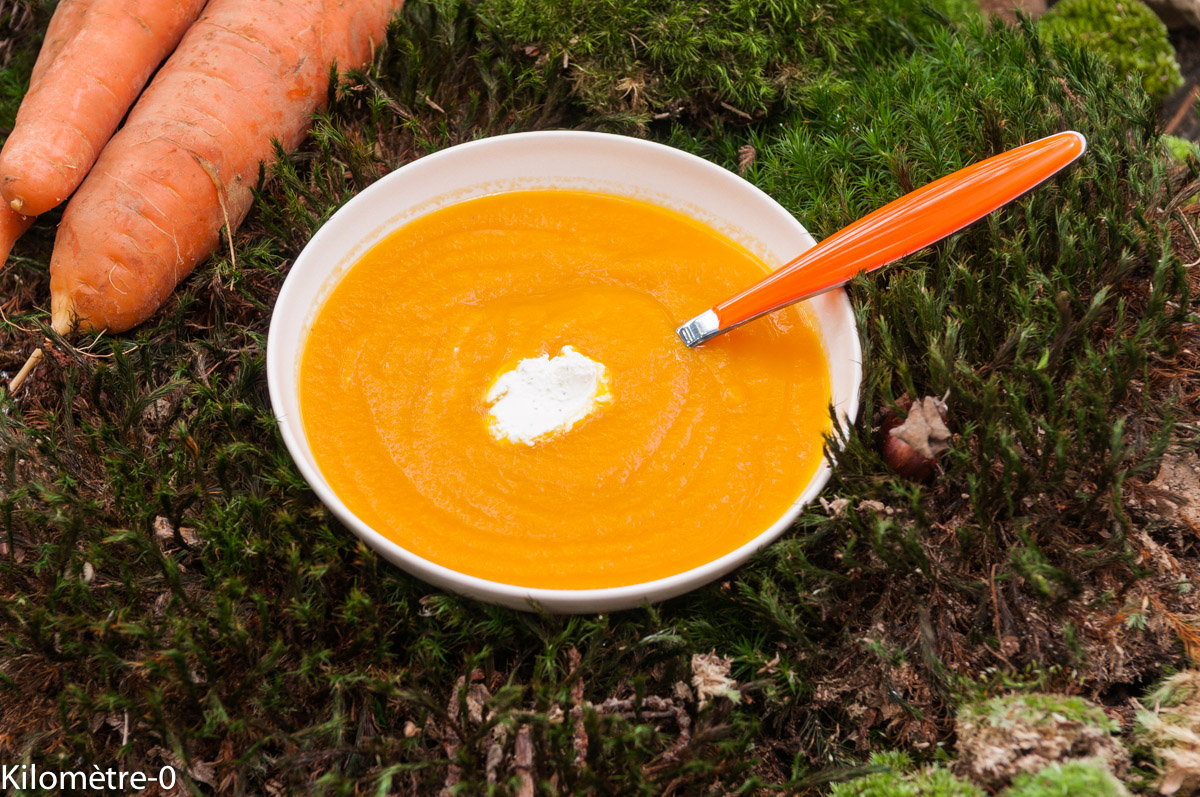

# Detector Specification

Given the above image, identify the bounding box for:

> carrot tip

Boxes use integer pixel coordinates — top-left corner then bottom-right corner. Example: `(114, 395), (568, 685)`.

(51, 314), (75, 337)
(50, 291), (78, 337)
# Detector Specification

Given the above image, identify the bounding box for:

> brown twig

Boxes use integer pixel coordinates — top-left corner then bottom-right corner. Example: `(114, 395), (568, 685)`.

(591, 695), (692, 763)
(513, 725), (534, 797)
(439, 675), (466, 796)
(568, 647), (587, 767)
(7, 315), (76, 395)
(1165, 85), (1200, 136)
(719, 101), (752, 120)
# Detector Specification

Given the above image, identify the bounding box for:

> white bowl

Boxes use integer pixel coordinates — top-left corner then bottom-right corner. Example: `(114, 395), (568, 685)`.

(266, 131), (862, 613)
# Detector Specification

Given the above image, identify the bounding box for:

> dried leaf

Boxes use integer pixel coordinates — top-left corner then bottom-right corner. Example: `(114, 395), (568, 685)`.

(153, 516), (173, 542)
(153, 515), (200, 548)
(819, 496), (850, 517)
(737, 144), (756, 175)
(1148, 451), (1200, 530)
(190, 759), (217, 787)
(889, 396), (951, 459)
(692, 651), (739, 708)
(466, 683), (491, 726)
(857, 499), (891, 516)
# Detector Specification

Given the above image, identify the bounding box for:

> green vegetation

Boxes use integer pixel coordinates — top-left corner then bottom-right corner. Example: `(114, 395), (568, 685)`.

(954, 693), (1127, 788)
(1039, 0), (1182, 102)
(476, 0), (979, 121)
(958, 693), (1116, 732)
(830, 752), (983, 796)
(1007, 760), (1130, 796)
(1163, 133), (1200, 162)
(0, 0), (1196, 792)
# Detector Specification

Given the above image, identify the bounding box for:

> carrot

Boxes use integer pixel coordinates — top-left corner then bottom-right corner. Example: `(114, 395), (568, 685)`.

(0, 0), (89, 269)
(48, 0), (404, 335)
(28, 0), (91, 86)
(0, 205), (33, 269)
(0, 0), (208, 217)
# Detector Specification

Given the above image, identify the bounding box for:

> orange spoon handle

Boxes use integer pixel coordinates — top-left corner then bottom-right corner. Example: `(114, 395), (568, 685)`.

(677, 131), (1087, 346)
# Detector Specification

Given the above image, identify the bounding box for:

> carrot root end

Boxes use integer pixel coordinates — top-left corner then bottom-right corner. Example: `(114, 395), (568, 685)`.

(7, 348), (44, 396)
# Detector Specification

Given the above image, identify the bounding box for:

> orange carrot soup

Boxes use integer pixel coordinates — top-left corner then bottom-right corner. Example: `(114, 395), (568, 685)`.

(299, 190), (831, 589)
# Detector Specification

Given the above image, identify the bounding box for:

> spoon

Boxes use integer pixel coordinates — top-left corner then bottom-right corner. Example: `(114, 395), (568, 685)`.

(675, 131), (1087, 347)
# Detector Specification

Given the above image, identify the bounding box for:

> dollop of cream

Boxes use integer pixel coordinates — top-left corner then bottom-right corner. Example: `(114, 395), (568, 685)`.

(485, 346), (612, 444)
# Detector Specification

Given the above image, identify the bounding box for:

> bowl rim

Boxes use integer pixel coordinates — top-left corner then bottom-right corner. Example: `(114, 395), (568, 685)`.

(266, 129), (863, 612)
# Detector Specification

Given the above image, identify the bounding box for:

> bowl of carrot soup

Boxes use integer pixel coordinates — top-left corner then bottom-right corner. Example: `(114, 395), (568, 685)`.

(266, 131), (861, 612)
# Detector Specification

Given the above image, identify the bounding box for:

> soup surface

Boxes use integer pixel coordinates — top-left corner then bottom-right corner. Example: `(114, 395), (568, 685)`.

(300, 190), (831, 589)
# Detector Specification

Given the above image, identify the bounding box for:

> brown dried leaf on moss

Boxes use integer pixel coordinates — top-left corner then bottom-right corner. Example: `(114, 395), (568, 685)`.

(889, 395), (951, 460)
(691, 651), (738, 708)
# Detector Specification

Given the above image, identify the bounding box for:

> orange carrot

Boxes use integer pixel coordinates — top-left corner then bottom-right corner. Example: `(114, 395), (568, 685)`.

(0, 0), (208, 217)
(0, 0), (89, 268)
(28, 0), (91, 86)
(49, 0), (404, 335)
(0, 205), (33, 269)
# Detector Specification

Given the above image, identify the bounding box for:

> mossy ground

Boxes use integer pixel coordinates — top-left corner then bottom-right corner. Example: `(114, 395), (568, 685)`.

(1, 0), (1200, 793)
(1007, 760), (1130, 797)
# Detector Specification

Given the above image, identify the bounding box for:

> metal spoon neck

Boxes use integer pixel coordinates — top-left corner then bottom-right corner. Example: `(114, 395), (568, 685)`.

(676, 309), (720, 347)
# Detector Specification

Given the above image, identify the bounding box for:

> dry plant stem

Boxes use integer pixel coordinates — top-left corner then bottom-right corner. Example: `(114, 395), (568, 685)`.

(7, 316), (75, 395)
(484, 740), (503, 785)
(1166, 84), (1200, 136)
(594, 696), (693, 761)
(514, 725), (534, 797)
(439, 675), (466, 796)
(569, 647), (588, 767)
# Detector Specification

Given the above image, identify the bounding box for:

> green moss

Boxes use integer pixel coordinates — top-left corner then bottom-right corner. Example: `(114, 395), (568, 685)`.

(475, 0), (977, 120)
(1163, 134), (1200, 163)
(1039, 0), (1182, 102)
(955, 694), (1126, 787)
(0, 1), (49, 130)
(1006, 760), (1130, 796)
(959, 693), (1116, 732)
(829, 752), (984, 797)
